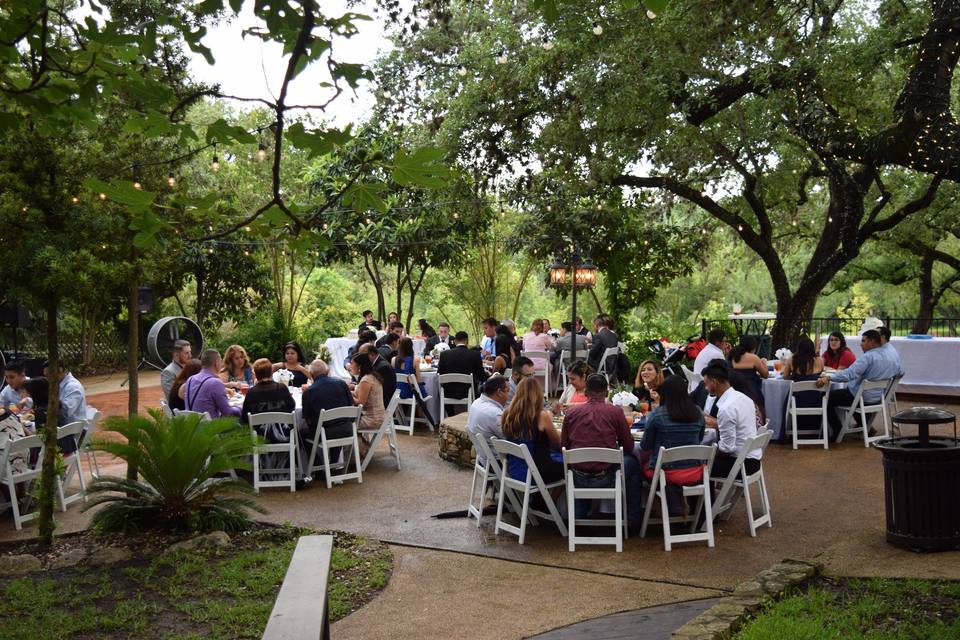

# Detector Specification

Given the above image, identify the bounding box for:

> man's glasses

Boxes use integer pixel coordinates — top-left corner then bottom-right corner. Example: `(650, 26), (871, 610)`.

(519, 371), (535, 378)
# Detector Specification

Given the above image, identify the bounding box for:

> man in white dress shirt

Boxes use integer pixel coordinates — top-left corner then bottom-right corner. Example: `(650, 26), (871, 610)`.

(693, 329), (730, 375)
(466, 376), (509, 466)
(1, 360), (28, 409)
(160, 339), (192, 398)
(702, 360), (761, 479)
(43, 362), (88, 426)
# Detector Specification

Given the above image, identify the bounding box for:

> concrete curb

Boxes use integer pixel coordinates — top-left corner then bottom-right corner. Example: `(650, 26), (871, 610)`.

(670, 558), (819, 640)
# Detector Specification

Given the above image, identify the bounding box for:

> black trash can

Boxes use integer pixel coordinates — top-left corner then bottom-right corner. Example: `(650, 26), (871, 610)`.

(873, 408), (960, 552)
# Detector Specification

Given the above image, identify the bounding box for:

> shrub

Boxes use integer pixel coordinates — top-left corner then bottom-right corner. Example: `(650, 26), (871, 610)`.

(84, 409), (264, 533)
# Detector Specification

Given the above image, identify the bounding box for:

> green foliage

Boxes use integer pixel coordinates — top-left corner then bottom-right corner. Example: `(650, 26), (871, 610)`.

(224, 308), (302, 363)
(85, 409), (263, 533)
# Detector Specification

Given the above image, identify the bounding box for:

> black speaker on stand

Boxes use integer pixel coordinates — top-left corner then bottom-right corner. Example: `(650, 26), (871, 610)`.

(120, 286), (161, 386)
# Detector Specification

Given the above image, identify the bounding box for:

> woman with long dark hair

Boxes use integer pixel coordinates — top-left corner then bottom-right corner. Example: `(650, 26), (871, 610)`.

(557, 360), (592, 408)
(170, 358), (203, 412)
(417, 319), (436, 340)
(783, 336), (824, 379)
(822, 331), (856, 370)
(501, 377), (563, 483)
(491, 332), (516, 375)
(633, 359), (665, 409)
(272, 341), (311, 387)
(639, 375), (706, 483)
(349, 352), (384, 430)
(393, 337), (426, 399)
(727, 335), (768, 399)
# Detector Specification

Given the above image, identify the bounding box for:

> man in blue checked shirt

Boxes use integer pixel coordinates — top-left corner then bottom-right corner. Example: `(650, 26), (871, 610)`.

(817, 329), (901, 437)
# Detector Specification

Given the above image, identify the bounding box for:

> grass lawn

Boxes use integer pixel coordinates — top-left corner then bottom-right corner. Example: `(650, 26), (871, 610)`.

(0, 526), (391, 640)
(736, 576), (960, 640)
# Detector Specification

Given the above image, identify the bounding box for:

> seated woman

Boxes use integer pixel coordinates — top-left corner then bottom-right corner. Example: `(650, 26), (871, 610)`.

(393, 337), (427, 399)
(272, 341), (311, 387)
(241, 358), (295, 441)
(557, 360), (592, 408)
(23, 377), (79, 454)
(349, 352), (385, 432)
(639, 375), (706, 484)
(521, 319), (555, 372)
(417, 319), (436, 341)
(170, 358), (203, 412)
(783, 336), (824, 379)
(220, 344), (254, 389)
(822, 331), (856, 370)
(633, 359), (664, 411)
(501, 377), (563, 483)
(491, 333), (515, 376)
(727, 336), (768, 399)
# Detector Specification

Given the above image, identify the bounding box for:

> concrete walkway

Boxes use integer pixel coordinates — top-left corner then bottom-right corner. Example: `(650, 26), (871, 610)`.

(529, 598), (723, 640)
(4, 376), (958, 638)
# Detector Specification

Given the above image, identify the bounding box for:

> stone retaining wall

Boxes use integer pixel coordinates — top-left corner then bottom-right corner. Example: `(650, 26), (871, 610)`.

(438, 412), (474, 468)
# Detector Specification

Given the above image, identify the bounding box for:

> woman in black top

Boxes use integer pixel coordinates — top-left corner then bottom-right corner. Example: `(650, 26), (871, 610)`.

(272, 341), (311, 387)
(242, 358), (295, 443)
(168, 359), (202, 412)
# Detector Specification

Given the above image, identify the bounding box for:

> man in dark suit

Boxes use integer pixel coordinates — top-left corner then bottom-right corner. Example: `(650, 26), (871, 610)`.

(358, 343), (396, 409)
(425, 322), (452, 351)
(437, 331), (489, 401)
(301, 359), (355, 441)
(375, 320), (405, 350)
(358, 310), (382, 333)
(588, 314), (620, 378)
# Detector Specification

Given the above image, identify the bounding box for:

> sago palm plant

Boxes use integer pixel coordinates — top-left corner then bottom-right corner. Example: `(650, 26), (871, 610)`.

(83, 408), (264, 533)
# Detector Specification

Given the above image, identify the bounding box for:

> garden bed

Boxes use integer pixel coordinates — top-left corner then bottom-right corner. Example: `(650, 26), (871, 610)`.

(0, 525), (391, 640)
(735, 576), (960, 639)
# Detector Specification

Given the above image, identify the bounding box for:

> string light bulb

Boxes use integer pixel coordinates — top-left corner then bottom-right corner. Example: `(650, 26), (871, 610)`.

(383, 89), (392, 100)
(98, 192), (107, 201)
(592, 21), (603, 36)
(646, 10), (657, 19)
(495, 50), (508, 65)
(541, 36), (553, 51)
(211, 147), (220, 172)
(417, 77), (426, 89)
(71, 196), (79, 204)
(167, 172), (176, 187)
(457, 64), (467, 77)
(132, 178), (142, 190)
(257, 143), (267, 162)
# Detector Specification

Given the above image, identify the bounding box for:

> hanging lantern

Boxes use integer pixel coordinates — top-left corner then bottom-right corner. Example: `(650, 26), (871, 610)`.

(549, 257), (568, 288)
(574, 258), (597, 289)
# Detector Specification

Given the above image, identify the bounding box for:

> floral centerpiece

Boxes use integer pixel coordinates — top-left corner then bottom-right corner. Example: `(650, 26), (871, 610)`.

(272, 368), (294, 386)
(430, 341), (450, 362)
(774, 347), (793, 361)
(315, 345), (332, 363)
(609, 383), (639, 419)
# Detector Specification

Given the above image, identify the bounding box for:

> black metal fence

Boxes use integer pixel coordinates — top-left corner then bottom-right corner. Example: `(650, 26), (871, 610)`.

(2, 329), (127, 370)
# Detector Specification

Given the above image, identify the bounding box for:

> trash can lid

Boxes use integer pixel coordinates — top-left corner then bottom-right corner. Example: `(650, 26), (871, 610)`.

(893, 407), (956, 424)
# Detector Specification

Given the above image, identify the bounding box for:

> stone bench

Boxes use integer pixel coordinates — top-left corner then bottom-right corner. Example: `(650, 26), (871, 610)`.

(438, 412), (474, 469)
(262, 535), (333, 640)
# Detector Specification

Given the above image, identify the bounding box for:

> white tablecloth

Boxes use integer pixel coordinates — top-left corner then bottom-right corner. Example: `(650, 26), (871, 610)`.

(819, 336), (960, 396)
(763, 377), (847, 441)
(324, 336), (426, 380)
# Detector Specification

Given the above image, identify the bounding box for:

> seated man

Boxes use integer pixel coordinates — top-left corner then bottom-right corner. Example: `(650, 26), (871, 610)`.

(377, 332), (400, 361)
(561, 374), (642, 529)
(702, 360), (761, 479)
(375, 321), (405, 350)
(301, 359), (355, 443)
(818, 329), (901, 438)
(160, 339), (192, 398)
(426, 322), (453, 351)
(506, 356), (535, 405)
(693, 329), (729, 375)
(552, 321), (588, 366)
(1, 360), (28, 409)
(466, 375), (509, 466)
(358, 309), (382, 333)
(587, 314), (619, 375)
(480, 317), (498, 359)
(437, 331), (489, 408)
(877, 326), (903, 371)
(43, 361), (88, 426)
(183, 349), (241, 419)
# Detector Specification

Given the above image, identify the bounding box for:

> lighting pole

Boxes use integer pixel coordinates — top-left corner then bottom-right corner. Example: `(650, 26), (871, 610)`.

(550, 251), (597, 361)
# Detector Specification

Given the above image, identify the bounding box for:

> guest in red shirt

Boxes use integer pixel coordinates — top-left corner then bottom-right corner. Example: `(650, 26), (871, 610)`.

(561, 374), (642, 529)
(822, 331), (856, 370)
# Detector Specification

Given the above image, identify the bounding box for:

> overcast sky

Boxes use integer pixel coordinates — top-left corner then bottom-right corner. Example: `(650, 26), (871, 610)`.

(187, 1), (391, 126)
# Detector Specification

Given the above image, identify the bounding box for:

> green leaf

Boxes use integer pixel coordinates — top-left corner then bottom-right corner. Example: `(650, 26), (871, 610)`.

(206, 118), (257, 144)
(286, 122), (353, 158)
(645, 0), (669, 13)
(83, 178), (156, 210)
(391, 147), (450, 188)
(532, 0), (558, 22)
(343, 182), (388, 213)
(261, 205), (288, 225)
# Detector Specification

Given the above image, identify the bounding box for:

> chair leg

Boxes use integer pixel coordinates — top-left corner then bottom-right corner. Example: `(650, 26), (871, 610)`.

(614, 475), (623, 552)
(567, 475), (575, 552)
(494, 479), (507, 535)
(289, 439), (296, 493)
(659, 478), (672, 551)
(744, 478), (757, 537)
(518, 486), (531, 545)
(791, 407), (798, 450)
(253, 447), (261, 494)
(759, 470), (772, 528)
(56, 476), (67, 512)
(353, 435), (363, 484)
(7, 479), (23, 531)
(703, 487), (715, 548)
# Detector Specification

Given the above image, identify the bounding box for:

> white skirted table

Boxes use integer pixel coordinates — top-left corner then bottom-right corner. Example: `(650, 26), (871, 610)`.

(819, 336), (960, 396)
(324, 336), (426, 380)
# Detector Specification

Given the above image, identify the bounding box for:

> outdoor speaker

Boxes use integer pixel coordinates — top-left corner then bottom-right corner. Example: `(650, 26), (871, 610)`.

(0, 304), (31, 329)
(138, 286), (154, 313)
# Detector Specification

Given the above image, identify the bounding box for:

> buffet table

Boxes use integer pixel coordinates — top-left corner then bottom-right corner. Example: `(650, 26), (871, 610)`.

(324, 336), (426, 379)
(819, 336), (960, 396)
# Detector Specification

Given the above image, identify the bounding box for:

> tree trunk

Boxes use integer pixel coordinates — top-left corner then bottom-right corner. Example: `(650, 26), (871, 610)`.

(126, 276), (140, 481)
(395, 262), (403, 322)
(405, 263), (428, 331)
(913, 254), (936, 335)
(770, 293), (818, 351)
(37, 297), (61, 550)
(364, 256), (386, 322)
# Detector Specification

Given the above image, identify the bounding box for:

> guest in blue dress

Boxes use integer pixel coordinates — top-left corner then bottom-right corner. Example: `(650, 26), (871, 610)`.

(392, 337), (427, 399)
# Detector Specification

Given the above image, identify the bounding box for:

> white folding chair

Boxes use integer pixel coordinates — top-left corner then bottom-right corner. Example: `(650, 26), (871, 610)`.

(562, 447), (628, 552)
(521, 350), (551, 398)
(466, 431), (523, 526)
(557, 349), (589, 392)
(160, 399), (174, 419)
(596, 346), (620, 383)
(360, 391), (402, 472)
(491, 438), (568, 543)
(681, 365), (702, 393)
(304, 406), (363, 489)
(711, 431), (773, 537)
(56, 421), (88, 510)
(0, 434), (44, 530)
(394, 374), (433, 435)
(247, 411), (298, 493)
(886, 373), (904, 434)
(82, 406), (103, 479)
(438, 373), (474, 421)
(835, 379), (891, 447)
(173, 409), (211, 421)
(787, 380), (830, 449)
(640, 445), (716, 551)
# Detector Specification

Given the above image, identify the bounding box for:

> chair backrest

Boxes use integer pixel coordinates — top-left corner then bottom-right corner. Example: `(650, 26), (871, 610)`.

(248, 411), (297, 428)
(438, 373), (474, 386)
(884, 373), (904, 402)
(173, 409), (211, 421)
(57, 420), (86, 441)
(597, 346), (619, 372)
(562, 446), (623, 468)
(85, 406), (100, 422)
(559, 350), (589, 364)
(746, 429), (773, 456)
(521, 351), (549, 373)
(490, 437), (555, 489)
(467, 430), (502, 473)
(317, 406), (362, 428)
(657, 444), (715, 466)
(861, 378), (891, 392)
(381, 391), (401, 429)
(789, 379), (823, 394)
(4, 433), (43, 457)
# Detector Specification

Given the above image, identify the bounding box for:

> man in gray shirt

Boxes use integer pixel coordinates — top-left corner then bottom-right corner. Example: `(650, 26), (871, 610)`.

(160, 339), (192, 398)
(1, 360), (28, 409)
(466, 376), (509, 466)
